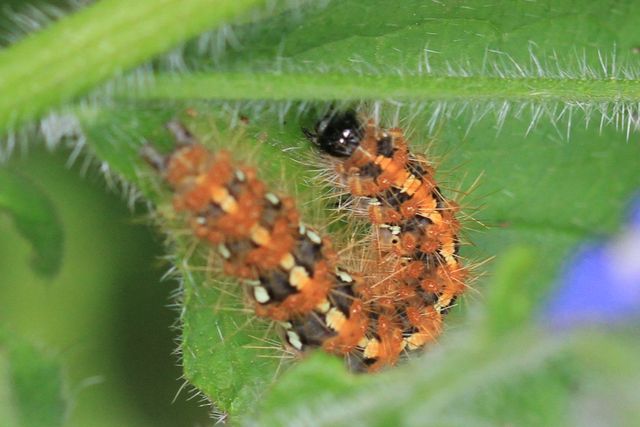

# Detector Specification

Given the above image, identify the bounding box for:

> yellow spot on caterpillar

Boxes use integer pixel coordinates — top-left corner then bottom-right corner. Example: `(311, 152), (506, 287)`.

(221, 196), (238, 214)
(210, 187), (238, 214)
(210, 187), (228, 203)
(250, 224), (271, 246)
(363, 338), (380, 359)
(405, 334), (426, 351)
(326, 307), (346, 331)
(289, 266), (310, 290)
(316, 300), (331, 313)
(279, 253), (295, 270)
(401, 174), (421, 195)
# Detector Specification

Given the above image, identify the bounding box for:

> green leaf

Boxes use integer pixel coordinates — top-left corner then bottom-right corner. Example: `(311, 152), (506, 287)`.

(0, 328), (67, 427)
(483, 246), (538, 336)
(132, 0), (640, 107)
(179, 269), (284, 417)
(0, 169), (64, 278)
(0, 0), (268, 133)
(256, 329), (573, 427)
(257, 352), (356, 417)
(75, 95), (640, 420)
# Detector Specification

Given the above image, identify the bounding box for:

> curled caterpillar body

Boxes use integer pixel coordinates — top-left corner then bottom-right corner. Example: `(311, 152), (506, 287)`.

(306, 110), (468, 321)
(145, 120), (418, 372)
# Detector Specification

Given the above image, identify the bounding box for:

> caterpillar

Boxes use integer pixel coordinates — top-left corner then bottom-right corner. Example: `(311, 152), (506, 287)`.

(143, 117), (447, 372)
(304, 109), (468, 324)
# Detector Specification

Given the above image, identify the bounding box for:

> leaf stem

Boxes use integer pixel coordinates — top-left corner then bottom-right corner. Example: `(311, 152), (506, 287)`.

(130, 72), (640, 102)
(0, 0), (266, 133)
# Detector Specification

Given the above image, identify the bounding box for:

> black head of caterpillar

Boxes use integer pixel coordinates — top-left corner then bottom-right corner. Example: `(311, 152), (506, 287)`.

(304, 110), (364, 158)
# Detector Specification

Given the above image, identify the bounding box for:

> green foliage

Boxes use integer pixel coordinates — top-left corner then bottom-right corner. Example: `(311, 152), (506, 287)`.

(0, 146), (210, 426)
(0, 328), (67, 427)
(1, 0), (640, 425)
(483, 246), (538, 336)
(0, 169), (63, 278)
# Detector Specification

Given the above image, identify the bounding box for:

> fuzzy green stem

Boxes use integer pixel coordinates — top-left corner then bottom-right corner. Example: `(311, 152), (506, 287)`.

(131, 72), (640, 102)
(0, 0), (266, 133)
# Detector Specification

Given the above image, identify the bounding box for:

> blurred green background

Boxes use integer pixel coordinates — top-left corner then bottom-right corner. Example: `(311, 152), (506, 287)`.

(0, 146), (210, 426)
(0, 3), (210, 426)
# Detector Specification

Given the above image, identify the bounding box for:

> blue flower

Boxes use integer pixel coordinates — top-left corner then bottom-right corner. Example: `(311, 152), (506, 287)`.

(543, 195), (640, 327)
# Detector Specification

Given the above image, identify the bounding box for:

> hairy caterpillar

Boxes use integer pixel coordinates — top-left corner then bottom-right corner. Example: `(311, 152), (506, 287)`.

(304, 110), (468, 331)
(143, 118), (448, 372)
